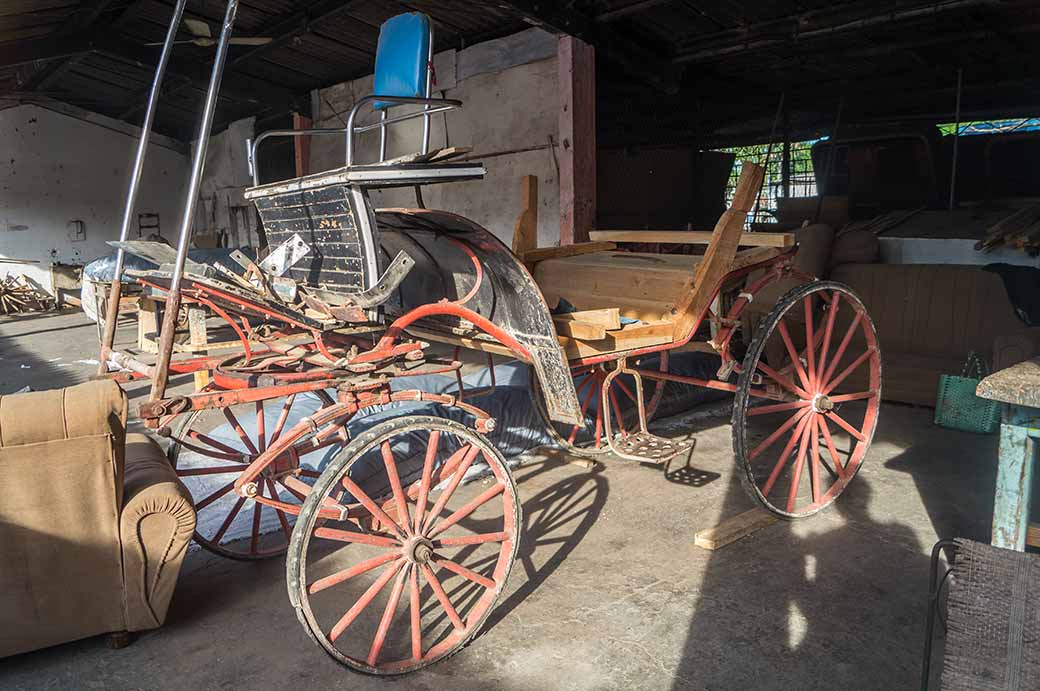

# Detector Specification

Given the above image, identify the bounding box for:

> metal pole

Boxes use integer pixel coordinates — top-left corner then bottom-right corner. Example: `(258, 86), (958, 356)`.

(149, 0), (239, 402)
(949, 67), (963, 210)
(96, 0), (188, 374)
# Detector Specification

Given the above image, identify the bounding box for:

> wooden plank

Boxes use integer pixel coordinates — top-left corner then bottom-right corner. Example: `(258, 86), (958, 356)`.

(557, 320), (673, 358)
(187, 307), (210, 391)
(523, 241), (615, 264)
(558, 35), (596, 245)
(512, 175), (539, 256)
(694, 508), (778, 551)
(1027, 522), (1040, 548)
(553, 307), (621, 330)
(552, 318), (607, 341)
(671, 162), (765, 341)
(589, 230), (794, 247)
(137, 297), (159, 354)
(729, 246), (784, 272)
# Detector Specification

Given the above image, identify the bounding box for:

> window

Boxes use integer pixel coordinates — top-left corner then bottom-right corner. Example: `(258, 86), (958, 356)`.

(718, 139), (820, 227)
(938, 117), (1040, 136)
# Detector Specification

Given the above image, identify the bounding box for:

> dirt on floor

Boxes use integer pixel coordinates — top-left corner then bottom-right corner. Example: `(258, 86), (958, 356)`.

(0, 310), (997, 690)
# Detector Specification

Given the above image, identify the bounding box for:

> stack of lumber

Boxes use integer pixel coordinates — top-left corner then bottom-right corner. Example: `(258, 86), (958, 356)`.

(975, 205), (1040, 255)
(0, 274), (54, 314)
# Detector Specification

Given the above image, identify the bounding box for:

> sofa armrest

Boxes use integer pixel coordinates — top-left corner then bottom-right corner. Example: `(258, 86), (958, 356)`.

(119, 434), (195, 632)
(993, 327), (1040, 372)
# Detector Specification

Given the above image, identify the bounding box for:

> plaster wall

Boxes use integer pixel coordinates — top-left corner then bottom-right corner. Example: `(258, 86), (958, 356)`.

(0, 104), (188, 293)
(309, 28), (561, 248)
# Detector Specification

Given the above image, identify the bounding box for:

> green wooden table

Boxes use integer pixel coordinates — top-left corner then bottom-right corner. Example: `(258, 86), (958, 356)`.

(977, 358), (1040, 551)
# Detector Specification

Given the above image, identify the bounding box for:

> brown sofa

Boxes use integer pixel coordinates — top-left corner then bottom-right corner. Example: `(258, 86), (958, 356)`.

(0, 381), (195, 657)
(748, 225), (1040, 406)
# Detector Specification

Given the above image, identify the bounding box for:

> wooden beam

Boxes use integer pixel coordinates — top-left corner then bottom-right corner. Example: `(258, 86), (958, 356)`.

(589, 230), (794, 247)
(511, 175), (539, 256)
(694, 508), (778, 550)
(293, 112), (312, 177)
(671, 162), (765, 341)
(505, 0), (681, 93)
(522, 242), (615, 264)
(558, 35), (596, 246)
(0, 32), (99, 69)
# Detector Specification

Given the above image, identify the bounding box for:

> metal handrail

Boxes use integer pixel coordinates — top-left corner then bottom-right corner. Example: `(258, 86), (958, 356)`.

(247, 96), (461, 187)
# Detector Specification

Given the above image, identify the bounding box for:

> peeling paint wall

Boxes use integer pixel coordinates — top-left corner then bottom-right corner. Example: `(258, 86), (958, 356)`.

(0, 104), (188, 293)
(309, 28), (561, 248)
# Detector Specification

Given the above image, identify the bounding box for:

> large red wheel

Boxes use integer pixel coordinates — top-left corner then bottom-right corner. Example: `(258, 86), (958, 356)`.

(287, 415), (519, 674)
(168, 390), (349, 560)
(732, 281), (881, 518)
(533, 353), (668, 457)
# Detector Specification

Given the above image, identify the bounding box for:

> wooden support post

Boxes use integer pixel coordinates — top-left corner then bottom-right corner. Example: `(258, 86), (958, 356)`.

(187, 306), (209, 391)
(558, 35), (596, 246)
(512, 175), (539, 256)
(293, 112), (311, 178)
(137, 297), (159, 353)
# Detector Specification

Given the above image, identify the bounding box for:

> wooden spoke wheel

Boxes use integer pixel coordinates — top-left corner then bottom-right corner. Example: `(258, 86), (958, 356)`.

(288, 416), (519, 675)
(732, 281), (881, 519)
(533, 353), (668, 457)
(168, 390), (348, 560)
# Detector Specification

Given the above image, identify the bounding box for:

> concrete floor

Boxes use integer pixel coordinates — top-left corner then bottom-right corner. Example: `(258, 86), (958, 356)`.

(0, 310), (998, 690)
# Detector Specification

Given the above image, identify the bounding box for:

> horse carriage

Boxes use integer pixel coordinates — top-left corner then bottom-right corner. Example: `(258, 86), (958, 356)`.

(96, 3), (881, 675)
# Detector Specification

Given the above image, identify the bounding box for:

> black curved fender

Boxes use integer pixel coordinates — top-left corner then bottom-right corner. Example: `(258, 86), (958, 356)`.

(375, 209), (582, 426)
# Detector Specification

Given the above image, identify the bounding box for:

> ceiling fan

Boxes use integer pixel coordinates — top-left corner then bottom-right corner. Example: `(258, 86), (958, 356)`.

(145, 18), (272, 47)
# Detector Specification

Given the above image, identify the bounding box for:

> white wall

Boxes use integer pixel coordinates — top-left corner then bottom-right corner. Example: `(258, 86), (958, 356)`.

(310, 28), (561, 248)
(0, 104), (188, 292)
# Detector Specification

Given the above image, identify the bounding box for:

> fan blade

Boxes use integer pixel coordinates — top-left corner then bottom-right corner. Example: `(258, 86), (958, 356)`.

(229, 37), (273, 45)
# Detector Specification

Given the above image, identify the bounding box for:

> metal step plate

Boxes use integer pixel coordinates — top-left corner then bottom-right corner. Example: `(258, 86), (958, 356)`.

(610, 431), (691, 464)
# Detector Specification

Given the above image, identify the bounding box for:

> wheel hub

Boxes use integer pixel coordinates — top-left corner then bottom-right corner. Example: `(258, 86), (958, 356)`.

(811, 393), (834, 413)
(402, 536), (435, 565)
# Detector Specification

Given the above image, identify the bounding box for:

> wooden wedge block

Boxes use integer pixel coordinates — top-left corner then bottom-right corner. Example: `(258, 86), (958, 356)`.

(553, 307), (622, 330)
(552, 318), (607, 341)
(694, 508), (778, 551)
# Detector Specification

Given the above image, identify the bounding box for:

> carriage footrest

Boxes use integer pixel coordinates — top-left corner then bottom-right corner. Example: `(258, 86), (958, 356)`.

(610, 432), (691, 464)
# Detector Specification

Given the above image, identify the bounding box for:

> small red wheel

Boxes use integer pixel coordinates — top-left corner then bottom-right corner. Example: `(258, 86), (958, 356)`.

(732, 281), (881, 518)
(168, 390), (348, 560)
(533, 353), (668, 457)
(287, 415), (519, 674)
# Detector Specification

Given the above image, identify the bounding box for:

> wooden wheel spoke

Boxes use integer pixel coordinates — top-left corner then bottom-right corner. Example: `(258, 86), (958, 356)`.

(267, 478), (292, 540)
(381, 441), (411, 534)
(609, 388), (627, 436)
(593, 403), (603, 449)
(828, 391), (875, 404)
(816, 292), (840, 384)
(367, 564), (410, 667)
(421, 445), (480, 534)
(823, 349), (876, 395)
(329, 560), (405, 643)
(749, 407), (811, 461)
(268, 394), (296, 446)
(409, 566), (422, 662)
(313, 527), (400, 549)
(825, 409), (867, 442)
(785, 415), (813, 513)
(419, 563), (465, 632)
(748, 400), (811, 417)
(432, 555), (496, 590)
(309, 552), (401, 595)
(249, 497), (262, 554)
(803, 296), (817, 390)
(809, 416), (821, 503)
(427, 483), (506, 539)
(435, 531), (509, 547)
(818, 415), (847, 480)
(756, 360), (811, 401)
(413, 430), (440, 534)
(222, 407), (259, 456)
(255, 401), (267, 453)
(181, 430), (245, 460)
(195, 480), (237, 511)
(212, 496), (246, 543)
(177, 463), (250, 476)
(777, 320), (813, 394)
(820, 311), (863, 389)
(615, 376), (639, 405)
(340, 473), (409, 539)
(762, 411), (813, 497)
